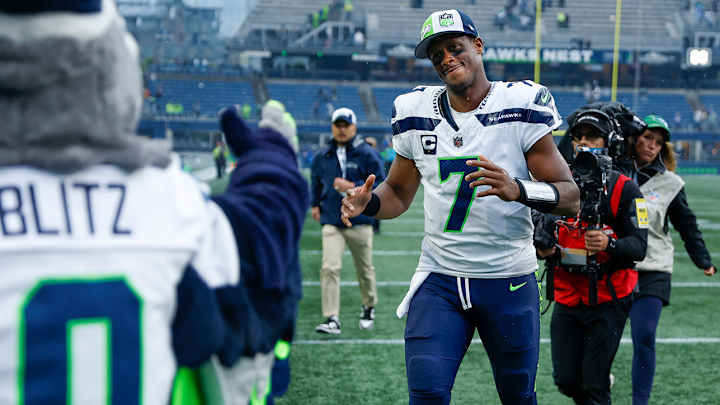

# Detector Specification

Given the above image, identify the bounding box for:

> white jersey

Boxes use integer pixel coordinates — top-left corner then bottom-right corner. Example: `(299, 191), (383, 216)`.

(392, 80), (562, 278)
(0, 157), (238, 404)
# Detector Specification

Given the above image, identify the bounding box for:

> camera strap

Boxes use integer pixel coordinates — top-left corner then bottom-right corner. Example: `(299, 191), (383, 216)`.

(605, 273), (626, 316)
(610, 174), (630, 218)
(540, 250), (560, 316)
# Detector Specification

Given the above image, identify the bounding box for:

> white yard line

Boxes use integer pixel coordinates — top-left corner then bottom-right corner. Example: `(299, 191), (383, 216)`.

(301, 250), (420, 256)
(295, 337), (720, 345)
(300, 250), (720, 257)
(303, 281), (409, 286)
(383, 218), (425, 224)
(305, 231), (425, 237)
(304, 218), (424, 224)
(301, 281), (720, 287)
(304, 229), (720, 236)
(671, 282), (720, 287)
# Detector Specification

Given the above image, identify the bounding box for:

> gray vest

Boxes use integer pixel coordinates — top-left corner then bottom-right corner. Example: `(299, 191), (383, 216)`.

(636, 170), (684, 274)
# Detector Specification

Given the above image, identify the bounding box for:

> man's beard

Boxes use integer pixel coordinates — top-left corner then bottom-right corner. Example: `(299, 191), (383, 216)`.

(445, 73), (474, 96)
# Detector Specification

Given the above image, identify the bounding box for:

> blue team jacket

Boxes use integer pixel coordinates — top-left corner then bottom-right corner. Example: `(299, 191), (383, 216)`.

(311, 135), (386, 228)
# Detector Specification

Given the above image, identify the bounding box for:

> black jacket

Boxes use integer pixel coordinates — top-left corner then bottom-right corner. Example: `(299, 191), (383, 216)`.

(617, 158), (714, 270)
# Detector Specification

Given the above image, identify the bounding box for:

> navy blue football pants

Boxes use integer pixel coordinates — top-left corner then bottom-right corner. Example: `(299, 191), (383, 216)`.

(404, 272), (540, 405)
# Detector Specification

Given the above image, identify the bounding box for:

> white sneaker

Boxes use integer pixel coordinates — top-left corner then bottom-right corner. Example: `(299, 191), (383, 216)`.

(315, 316), (341, 335)
(359, 306), (375, 330)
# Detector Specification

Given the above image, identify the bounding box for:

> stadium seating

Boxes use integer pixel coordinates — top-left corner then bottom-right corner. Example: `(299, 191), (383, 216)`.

(549, 90), (588, 123)
(146, 79), (256, 117)
(551, 90), (695, 129)
(700, 94), (720, 114)
(543, 90), (695, 129)
(238, 0), (684, 52)
(372, 86), (413, 123)
(266, 82), (367, 122)
(235, 0), (331, 41)
(612, 91), (694, 128)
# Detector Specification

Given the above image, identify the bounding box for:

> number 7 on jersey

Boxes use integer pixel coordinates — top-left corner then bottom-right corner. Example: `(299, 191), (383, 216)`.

(439, 157), (481, 232)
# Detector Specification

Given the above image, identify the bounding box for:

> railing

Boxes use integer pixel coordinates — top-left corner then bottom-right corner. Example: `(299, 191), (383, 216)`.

(292, 21), (356, 48)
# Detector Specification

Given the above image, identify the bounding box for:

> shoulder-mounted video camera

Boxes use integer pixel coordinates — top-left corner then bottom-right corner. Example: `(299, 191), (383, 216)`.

(572, 146), (611, 227)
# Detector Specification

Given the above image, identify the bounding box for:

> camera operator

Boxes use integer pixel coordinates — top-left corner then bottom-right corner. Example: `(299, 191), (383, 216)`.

(535, 108), (648, 405)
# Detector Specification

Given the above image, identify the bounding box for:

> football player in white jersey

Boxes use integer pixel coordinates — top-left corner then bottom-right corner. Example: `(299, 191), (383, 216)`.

(341, 9), (579, 405)
(0, 1), (308, 405)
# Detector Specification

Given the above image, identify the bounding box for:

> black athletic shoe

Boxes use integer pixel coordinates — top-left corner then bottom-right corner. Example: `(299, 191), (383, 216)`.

(315, 315), (341, 335)
(359, 306), (375, 330)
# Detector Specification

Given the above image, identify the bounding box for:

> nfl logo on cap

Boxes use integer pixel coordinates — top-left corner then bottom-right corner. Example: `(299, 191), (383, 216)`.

(438, 13), (454, 26)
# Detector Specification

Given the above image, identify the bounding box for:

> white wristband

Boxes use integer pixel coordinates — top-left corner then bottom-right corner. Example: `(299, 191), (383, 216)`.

(516, 179), (557, 202)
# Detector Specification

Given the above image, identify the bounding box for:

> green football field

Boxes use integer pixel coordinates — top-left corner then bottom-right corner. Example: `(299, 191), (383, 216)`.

(217, 175), (720, 404)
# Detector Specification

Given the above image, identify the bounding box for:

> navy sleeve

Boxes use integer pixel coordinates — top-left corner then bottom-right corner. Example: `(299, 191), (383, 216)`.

(310, 152), (324, 207)
(211, 127), (309, 291)
(668, 188), (714, 270)
(210, 127), (309, 357)
(171, 265), (227, 367)
(368, 148), (387, 186)
(214, 252), (301, 364)
(353, 147), (386, 188)
(214, 282), (299, 365)
(611, 179), (648, 262)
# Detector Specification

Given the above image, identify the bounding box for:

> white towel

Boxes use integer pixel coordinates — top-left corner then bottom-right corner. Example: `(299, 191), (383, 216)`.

(396, 271), (431, 318)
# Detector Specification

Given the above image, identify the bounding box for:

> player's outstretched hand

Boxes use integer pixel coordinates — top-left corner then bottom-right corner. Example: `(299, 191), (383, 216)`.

(465, 155), (521, 202)
(705, 265), (716, 276)
(340, 175), (375, 227)
(219, 105), (256, 156)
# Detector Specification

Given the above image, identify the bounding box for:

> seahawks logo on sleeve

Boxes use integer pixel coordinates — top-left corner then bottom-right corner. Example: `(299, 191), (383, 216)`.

(533, 87), (554, 107)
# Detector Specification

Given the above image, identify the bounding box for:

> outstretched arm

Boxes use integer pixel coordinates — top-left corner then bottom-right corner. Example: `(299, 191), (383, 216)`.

(210, 106), (309, 358)
(341, 154), (421, 227)
(668, 188), (716, 276)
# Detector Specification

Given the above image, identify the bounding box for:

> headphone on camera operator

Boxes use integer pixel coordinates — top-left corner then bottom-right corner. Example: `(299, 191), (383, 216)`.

(556, 101), (646, 168)
(534, 106), (649, 308)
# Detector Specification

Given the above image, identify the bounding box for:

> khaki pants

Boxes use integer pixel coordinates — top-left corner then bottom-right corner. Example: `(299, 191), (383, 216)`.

(321, 224), (377, 317)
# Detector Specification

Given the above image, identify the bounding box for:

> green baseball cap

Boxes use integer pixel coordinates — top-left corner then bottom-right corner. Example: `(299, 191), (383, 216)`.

(643, 114), (670, 141)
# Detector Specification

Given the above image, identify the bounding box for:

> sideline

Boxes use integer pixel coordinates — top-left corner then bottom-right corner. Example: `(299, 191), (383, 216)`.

(305, 231), (425, 237)
(301, 280), (720, 287)
(295, 337), (720, 345)
(300, 249), (720, 257)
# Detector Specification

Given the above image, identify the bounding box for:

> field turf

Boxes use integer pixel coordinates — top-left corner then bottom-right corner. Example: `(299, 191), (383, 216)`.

(214, 175), (720, 404)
